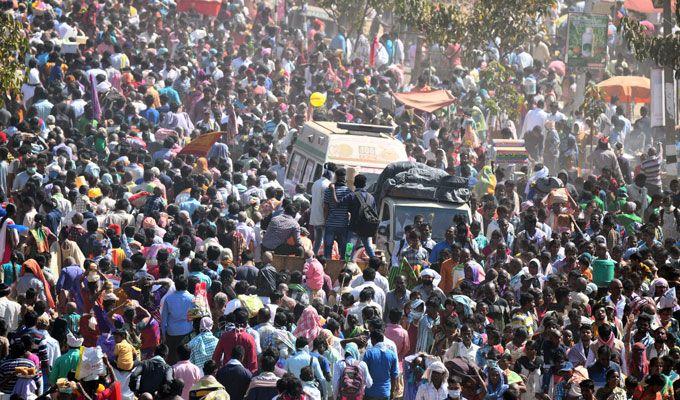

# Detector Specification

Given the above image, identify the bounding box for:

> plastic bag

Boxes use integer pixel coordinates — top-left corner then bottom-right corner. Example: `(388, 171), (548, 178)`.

(76, 346), (106, 381)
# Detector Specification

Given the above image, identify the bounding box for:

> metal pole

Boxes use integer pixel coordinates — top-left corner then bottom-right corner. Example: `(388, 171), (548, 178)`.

(663, 0), (677, 148)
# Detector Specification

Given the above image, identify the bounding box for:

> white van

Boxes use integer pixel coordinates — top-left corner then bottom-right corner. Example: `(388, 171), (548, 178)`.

(375, 197), (472, 258)
(285, 121), (408, 191)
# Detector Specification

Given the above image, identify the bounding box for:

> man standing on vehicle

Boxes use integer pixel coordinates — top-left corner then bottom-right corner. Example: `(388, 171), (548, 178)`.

(310, 162), (335, 255)
(323, 167), (351, 259)
(341, 174), (377, 258)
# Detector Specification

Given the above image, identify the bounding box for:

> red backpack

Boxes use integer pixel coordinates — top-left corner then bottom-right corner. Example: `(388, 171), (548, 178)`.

(338, 359), (365, 400)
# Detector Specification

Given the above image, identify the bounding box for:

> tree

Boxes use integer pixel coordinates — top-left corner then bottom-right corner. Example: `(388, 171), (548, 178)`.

(394, 0), (556, 62)
(0, 12), (29, 103)
(479, 61), (525, 121)
(620, 0), (680, 73)
(316, 0), (385, 44)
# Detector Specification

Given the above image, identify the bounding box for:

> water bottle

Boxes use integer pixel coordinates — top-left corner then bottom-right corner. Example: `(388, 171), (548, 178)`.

(345, 242), (354, 262)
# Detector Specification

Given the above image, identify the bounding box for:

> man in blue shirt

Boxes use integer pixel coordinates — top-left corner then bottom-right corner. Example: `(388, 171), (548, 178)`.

(285, 337), (326, 387)
(180, 187), (202, 218)
(363, 329), (399, 399)
(586, 345), (620, 391)
(159, 78), (181, 106)
(323, 168), (351, 259)
(429, 226), (455, 264)
(140, 94), (160, 127)
(161, 276), (195, 364)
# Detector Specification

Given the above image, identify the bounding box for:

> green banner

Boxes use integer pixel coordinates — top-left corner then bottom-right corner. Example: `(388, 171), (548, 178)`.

(566, 13), (608, 68)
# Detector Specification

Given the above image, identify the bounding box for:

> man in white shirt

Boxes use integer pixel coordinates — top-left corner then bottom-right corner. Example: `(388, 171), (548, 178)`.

(514, 46), (534, 71)
(443, 325), (480, 363)
(421, 120), (440, 150)
(0, 284), (21, 331)
(350, 264), (390, 294)
(547, 102), (567, 124)
(521, 99), (548, 139)
(309, 165), (335, 255)
(393, 32), (405, 65)
(350, 268), (387, 309)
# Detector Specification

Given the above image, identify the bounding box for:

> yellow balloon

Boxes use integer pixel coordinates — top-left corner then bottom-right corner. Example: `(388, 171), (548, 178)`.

(310, 92), (326, 107)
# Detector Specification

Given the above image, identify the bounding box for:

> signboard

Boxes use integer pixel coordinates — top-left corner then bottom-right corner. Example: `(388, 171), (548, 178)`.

(565, 14), (608, 68)
(651, 68), (665, 127)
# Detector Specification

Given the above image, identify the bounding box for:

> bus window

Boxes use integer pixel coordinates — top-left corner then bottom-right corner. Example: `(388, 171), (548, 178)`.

(293, 155), (308, 182)
(287, 153), (302, 180)
(302, 160), (316, 184)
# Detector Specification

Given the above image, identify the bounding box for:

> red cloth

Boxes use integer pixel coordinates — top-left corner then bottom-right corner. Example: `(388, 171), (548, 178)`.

(96, 381), (122, 400)
(369, 36), (378, 67)
(178, 131), (222, 157)
(212, 328), (258, 373)
(393, 90), (456, 113)
(176, 0), (222, 16)
(22, 259), (55, 308)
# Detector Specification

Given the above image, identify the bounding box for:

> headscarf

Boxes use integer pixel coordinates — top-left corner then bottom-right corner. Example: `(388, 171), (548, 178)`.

(419, 269), (442, 287)
(631, 296), (656, 315)
(421, 360), (449, 388)
(628, 342), (649, 381)
(485, 366), (509, 399)
(651, 278), (669, 297)
(476, 165), (497, 197)
(658, 288), (679, 311)
(195, 157), (210, 175)
(466, 261), (486, 285)
(344, 342), (360, 360)
(293, 305), (322, 342)
(200, 317), (214, 333)
(21, 259), (55, 308)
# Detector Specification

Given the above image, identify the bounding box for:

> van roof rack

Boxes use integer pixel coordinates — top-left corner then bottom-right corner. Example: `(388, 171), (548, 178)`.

(336, 122), (394, 136)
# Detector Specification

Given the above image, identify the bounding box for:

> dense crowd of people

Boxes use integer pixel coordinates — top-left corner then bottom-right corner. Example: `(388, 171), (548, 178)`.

(0, 0), (678, 399)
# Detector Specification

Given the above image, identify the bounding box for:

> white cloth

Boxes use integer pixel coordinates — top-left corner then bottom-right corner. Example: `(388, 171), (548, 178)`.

(310, 177), (331, 226)
(0, 297), (21, 331)
(521, 108), (548, 138)
(350, 274), (390, 295)
(350, 282), (386, 310)
(415, 382), (449, 400)
(443, 341), (480, 364)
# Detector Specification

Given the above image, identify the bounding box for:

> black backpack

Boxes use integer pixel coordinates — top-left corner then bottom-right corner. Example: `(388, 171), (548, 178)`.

(352, 191), (379, 237)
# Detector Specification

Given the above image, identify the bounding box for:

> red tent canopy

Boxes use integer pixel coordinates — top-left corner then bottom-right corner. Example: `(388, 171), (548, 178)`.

(178, 131), (223, 156)
(392, 90), (456, 113)
(176, 0), (222, 16)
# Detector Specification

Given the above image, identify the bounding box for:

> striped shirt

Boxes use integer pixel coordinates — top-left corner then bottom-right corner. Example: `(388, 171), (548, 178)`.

(640, 155), (662, 187)
(0, 357), (37, 393)
(324, 184), (351, 228)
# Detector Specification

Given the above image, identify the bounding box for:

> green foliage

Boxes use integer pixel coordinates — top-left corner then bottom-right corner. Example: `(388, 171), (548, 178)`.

(393, 0), (466, 46)
(479, 61), (525, 119)
(394, 0), (555, 58)
(317, 0), (384, 39)
(621, 1), (680, 71)
(0, 12), (29, 99)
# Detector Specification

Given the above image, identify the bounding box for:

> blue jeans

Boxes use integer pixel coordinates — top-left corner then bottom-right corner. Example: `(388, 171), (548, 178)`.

(324, 225), (348, 259)
(353, 233), (376, 258)
(312, 225), (324, 255)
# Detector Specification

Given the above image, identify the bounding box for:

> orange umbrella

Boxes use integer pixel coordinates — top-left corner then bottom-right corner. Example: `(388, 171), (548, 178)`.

(624, 0), (675, 13)
(596, 75), (650, 103)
